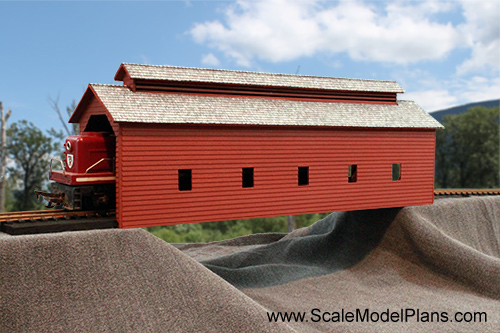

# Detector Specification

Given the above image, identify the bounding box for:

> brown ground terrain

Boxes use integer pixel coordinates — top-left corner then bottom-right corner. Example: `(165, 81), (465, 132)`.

(1, 196), (499, 332)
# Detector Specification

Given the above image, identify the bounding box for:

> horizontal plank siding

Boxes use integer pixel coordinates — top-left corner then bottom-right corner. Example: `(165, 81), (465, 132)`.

(79, 96), (119, 136)
(116, 126), (123, 227)
(117, 124), (436, 228)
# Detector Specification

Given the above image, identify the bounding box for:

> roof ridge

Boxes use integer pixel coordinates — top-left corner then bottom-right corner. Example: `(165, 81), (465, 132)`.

(90, 83), (126, 87)
(120, 63), (399, 84)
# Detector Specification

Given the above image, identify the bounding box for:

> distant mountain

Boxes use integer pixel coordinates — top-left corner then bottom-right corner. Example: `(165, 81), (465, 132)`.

(430, 99), (499, 123)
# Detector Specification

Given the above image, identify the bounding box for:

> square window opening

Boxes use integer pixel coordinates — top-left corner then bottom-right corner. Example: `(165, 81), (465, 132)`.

(348, 165), (357, 183)
(298, 166), (309, 186)
(392, 163), (401, 181)
(178, 169), (192, 191)
(242, 167), (254, 188)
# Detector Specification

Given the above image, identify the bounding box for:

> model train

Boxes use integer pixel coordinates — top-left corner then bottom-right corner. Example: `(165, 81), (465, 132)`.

(37, 132), (116, 210)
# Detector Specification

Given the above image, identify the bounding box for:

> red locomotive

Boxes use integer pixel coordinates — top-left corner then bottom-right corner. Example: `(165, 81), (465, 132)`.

(37, 132), (115, 210)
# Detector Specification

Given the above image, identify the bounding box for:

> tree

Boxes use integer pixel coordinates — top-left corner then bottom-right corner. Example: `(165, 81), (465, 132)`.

(0, 102), (12, 212)
(435, 106), (499, 188)
(48, 95), (79, 136)
(7, 121), (59, 211)
(287, 215), (295, 232)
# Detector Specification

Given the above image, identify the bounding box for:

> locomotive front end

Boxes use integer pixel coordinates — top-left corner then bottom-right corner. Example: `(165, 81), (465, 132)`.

(37, 132), (116, 210)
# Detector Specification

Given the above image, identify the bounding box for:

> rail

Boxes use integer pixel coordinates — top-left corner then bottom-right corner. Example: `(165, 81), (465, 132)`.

(434, 189), (500, 197)
(0, 209), (115, 223)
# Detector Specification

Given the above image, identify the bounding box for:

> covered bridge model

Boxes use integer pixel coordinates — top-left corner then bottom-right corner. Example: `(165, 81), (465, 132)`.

(69, 63), (443, 229)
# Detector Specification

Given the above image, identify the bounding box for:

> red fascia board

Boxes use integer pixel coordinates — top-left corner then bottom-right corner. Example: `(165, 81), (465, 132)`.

(114, 64), (136, 91)
(69, 85), (115, 124)
(114, 63), (127, 81)
(69, 85), (94, 123)
(114, 122), (436, 134)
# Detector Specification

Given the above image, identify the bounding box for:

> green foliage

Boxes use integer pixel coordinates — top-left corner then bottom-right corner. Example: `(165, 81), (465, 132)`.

(7, 120), (60, 211)
(435, 106), (499, 188)
(147, 212), (329, 243)
(3, 177), (15, 212)
(294, 212), (330, 229)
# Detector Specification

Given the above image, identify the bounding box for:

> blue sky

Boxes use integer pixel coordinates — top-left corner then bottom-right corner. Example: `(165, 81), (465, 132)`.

(1, 0), (499, 133)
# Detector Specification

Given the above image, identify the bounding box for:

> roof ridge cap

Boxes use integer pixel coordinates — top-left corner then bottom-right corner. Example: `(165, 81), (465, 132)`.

(90, 83), (127, 87)
(120, 63), (399, 84)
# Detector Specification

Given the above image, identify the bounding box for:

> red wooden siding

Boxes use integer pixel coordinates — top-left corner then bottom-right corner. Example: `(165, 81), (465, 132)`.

(116, 124), (436, 229)
(116, 126), (123, 226)
(78, 95), (119, 136)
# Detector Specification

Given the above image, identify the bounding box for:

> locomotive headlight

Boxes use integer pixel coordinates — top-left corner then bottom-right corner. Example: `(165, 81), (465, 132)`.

(66, 141), (72, 151)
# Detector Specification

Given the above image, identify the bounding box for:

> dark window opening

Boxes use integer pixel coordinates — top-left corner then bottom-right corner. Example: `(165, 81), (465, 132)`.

(84, 115), (113, 133)
(298, 166), (309, 186)
(242, 167), (254, 188)
(392, 163), (401, 181)
(348, 165), (357, 183)
(178, 169), (192, 191)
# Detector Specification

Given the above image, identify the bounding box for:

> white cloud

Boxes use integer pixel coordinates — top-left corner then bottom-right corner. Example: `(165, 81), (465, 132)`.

(403, 74), (500, 112)
(457, 0), (500, 75)
(404, 89), (459, 112)
(189, 0), (462, 67)
(139, 54), (151, 65)
(456, 76), (500, 103)
(201, 53), (221, 66)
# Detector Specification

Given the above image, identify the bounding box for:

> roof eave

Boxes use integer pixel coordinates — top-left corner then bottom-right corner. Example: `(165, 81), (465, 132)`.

(69, 85), (95, 123)
(69, 84), (116, 124)
(114, 63), (127, 81)
(115, 64), (136, 91)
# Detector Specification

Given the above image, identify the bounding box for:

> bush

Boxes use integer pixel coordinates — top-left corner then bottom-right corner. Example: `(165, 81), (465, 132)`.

(146, 213), (329, 243)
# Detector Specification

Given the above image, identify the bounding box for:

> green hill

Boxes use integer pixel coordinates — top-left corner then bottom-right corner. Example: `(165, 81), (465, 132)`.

(429, 99), (499, 123)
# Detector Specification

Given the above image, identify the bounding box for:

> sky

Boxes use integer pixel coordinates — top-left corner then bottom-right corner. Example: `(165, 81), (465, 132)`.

(0, 0), (499, 133)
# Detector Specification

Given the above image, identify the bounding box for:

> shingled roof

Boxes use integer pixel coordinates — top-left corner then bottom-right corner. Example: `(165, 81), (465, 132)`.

(85, 84), (442, 129)
(115, 63), (405, 94)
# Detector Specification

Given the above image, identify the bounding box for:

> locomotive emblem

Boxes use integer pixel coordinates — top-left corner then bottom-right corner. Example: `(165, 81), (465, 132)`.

(67, 154), (74, 168)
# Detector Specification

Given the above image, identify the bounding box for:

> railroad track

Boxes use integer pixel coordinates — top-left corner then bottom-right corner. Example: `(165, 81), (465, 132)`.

(0, 209), (115, 223)
(0, 209), (117, 235)
(434, 189), (500, 197)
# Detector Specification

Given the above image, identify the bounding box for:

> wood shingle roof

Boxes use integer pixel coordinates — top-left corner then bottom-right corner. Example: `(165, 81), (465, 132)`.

(85, 84), (443, 129)
(115, 63), (405, 94)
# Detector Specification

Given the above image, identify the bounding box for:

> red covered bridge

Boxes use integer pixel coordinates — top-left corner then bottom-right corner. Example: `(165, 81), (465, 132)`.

(69, 63), (443, 228)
